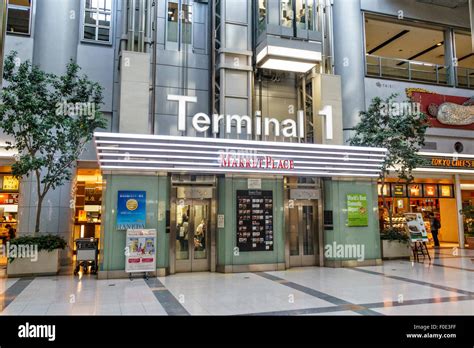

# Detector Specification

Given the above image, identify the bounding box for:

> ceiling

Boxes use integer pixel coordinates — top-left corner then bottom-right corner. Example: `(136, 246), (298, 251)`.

(365, 17), (474, 68)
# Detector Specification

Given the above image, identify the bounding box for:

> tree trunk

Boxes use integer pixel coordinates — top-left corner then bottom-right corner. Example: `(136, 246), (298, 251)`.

(34, 194), (44, 235)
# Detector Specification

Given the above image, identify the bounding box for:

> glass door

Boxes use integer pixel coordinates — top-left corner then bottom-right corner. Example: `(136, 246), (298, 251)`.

(289, 201), (317, 267)
(175, 199), (210, 272)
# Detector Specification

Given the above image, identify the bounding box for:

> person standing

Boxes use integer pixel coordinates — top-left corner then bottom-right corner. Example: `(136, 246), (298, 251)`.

(430, 213), (441, 248)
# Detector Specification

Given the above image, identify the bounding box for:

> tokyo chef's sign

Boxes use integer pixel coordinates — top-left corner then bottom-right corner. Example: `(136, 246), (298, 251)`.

(430, 157), (474, 169)
(167, 95), (333, 139)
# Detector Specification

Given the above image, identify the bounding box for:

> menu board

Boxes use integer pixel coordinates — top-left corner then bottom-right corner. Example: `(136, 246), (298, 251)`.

(236, 190), (273, 252)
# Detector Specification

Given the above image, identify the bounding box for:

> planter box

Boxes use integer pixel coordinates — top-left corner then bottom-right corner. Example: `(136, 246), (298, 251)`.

(466, 237), (474, 250)
(382, 240), (411, 259)
(7, 249), (60, 277)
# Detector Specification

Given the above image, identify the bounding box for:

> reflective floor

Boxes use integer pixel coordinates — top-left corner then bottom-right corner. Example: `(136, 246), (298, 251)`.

(0, 248), (473, 315)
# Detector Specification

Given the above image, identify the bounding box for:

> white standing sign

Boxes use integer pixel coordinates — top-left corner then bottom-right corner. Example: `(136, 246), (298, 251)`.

(125, 229), (157, 273)
(404, 213), (428, 242)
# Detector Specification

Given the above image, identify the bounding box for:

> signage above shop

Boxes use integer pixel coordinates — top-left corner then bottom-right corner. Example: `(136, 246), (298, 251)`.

(94, 133), (388, 178)
(416, 152), (474, 174)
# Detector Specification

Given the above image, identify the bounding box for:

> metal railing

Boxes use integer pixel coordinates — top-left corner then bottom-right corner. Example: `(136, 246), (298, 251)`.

(455, 66), (474, 89)
(366, 55), (449, 86)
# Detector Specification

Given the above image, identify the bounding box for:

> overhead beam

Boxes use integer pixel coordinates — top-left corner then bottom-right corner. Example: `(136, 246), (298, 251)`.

(367, 30), (410, 55)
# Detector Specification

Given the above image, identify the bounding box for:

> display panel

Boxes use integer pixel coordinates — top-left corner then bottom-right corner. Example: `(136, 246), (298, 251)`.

(236, 190), (273, 252)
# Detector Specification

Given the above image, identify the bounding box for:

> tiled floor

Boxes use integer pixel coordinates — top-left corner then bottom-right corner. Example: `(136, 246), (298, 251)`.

(0, 248), (473, 315)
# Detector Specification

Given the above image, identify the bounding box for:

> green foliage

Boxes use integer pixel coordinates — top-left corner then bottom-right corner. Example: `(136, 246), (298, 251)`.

(380, 228), (410, 243)
(8, 234), (67, 263)
(0, 51), (107, 233)
(349, 94), (429, 182)
(462, 205), (474, 236)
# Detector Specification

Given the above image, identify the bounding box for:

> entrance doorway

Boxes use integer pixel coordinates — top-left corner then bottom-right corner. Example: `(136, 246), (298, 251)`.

(287, 200), (319, 267)
(174, 199), (211, 272)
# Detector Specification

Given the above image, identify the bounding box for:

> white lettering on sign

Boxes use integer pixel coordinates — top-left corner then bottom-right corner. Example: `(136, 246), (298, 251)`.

(167, 94), (333, 140)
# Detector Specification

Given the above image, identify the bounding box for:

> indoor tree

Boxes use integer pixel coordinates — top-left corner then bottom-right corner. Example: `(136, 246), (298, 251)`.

(0, 51), (107, 234)
(348, 94), (428, 232)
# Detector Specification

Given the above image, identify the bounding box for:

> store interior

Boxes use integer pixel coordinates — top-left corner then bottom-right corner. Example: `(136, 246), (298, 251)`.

(72, 168), (102, 272)
(378, 179), (461, 248)
(0, 168), (20, 267)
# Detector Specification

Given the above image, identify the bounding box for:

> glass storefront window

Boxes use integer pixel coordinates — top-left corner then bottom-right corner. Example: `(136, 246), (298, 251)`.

(280, 0), (293, 28)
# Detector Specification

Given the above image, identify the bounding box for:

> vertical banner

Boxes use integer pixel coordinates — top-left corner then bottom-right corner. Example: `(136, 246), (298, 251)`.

(125, 229), (157, 273)
(117, 191), (146, 230)
(347, 194), (368, 227)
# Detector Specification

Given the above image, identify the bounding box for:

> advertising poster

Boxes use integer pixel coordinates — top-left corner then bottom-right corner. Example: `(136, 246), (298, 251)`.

(236, 190), (273, 252)
(125, 229), (157, 273)
(347, 194), (368, 227)
(404, 213), (428, 242)
(117, 191), (146, 230)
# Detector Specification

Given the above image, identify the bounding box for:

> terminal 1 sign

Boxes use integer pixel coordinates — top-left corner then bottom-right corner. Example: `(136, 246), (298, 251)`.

(168, 94), (334, 140)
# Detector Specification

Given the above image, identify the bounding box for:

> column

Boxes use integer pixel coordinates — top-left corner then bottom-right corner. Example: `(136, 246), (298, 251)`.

(444, 28), (457, 87)
(332, 0), (366, 143)
(454, 174), (465, 249)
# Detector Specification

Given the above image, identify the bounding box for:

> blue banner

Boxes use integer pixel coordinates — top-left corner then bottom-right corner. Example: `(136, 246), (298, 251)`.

(116, 191), (146, 230)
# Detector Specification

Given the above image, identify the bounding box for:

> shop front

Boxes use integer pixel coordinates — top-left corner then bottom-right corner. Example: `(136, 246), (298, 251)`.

(94, 132), (387, 278)
(378, 152), (474, 249)
(0, 169), (20, 267)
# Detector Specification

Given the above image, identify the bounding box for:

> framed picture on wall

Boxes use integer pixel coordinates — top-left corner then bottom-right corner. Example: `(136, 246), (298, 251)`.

(423, 184), (438, 198)
(408, 184), (422, 198)
(439, 185), (454, 198)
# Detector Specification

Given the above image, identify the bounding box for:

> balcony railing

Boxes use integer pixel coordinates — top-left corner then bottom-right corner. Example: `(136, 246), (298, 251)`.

(366, 55), (449, 86)
(455, 67), (474, 89)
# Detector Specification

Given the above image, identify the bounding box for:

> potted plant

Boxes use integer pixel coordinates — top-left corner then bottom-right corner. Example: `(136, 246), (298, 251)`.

(462, 206), (474, 249)
(380, 228), (411, 259)
(7, 235), (67, 277)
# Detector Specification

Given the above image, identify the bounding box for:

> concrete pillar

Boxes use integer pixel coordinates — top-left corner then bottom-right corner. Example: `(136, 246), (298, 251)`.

(444, 28), (456, 86)
(454, 174), (465, 249)
(18, 0), (81, 265)
(332, 0), (366, 143)
(32, 0), (80, 74)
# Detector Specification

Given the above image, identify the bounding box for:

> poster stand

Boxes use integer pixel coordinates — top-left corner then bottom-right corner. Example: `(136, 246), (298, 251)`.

(125, 229), (157, 280)
(404, 213), (431, 263)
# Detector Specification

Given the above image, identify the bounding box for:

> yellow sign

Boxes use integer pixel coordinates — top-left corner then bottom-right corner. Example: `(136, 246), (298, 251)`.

(2, 176), (19, 190)
(78, 210), (87, 222)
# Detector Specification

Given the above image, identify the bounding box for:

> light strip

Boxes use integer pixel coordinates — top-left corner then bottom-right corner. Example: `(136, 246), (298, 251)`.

(94, 132), (388, 153)
(95, 140), (387, 157)
(98, 159), (381, 173)
(100, 165), (380, 177)
(413, 168), (474, 174)
(418, 152), (474, 159)
(97, 153), (382, 167)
